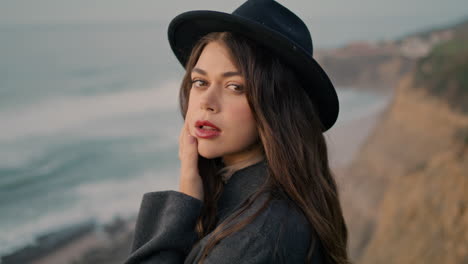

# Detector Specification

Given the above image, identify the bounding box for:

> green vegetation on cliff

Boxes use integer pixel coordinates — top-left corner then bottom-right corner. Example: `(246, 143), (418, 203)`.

(414, 20), (468, 113)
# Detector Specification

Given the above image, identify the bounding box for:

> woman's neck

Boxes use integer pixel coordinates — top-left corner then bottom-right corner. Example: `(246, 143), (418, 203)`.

(222, 141), (264, 166)
(220, 143), (265, 183)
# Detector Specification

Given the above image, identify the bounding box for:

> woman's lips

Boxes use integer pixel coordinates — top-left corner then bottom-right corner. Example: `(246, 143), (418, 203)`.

(194, 120), (221, 139)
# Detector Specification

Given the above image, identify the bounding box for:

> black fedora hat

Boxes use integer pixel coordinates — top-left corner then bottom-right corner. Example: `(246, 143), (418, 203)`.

(167, 0), (339, 132)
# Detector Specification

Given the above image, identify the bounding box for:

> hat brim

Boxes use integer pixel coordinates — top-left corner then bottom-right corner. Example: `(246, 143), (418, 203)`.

(168, 10), (339, 132)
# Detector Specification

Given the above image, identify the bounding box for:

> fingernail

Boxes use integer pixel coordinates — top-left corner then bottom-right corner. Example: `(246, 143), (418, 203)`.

(189, 135), (195, 144)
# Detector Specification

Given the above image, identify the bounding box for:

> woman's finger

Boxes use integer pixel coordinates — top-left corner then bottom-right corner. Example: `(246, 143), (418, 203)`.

(181, 123), (198, 171)
(178, 120), (203, 201)
(178, 121), (187, 161)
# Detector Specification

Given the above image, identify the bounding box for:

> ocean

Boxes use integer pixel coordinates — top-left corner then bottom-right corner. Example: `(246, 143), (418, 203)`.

(0, 22), (391, 257)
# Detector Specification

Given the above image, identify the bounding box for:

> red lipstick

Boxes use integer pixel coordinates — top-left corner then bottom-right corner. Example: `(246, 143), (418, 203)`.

(195, 120), (221, 139)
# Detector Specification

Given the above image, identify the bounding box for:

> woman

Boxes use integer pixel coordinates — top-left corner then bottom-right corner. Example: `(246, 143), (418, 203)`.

(125, 0), (349, 263)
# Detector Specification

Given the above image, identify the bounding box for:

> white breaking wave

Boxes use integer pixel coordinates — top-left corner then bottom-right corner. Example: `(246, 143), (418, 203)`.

(0, 79), (181, 142)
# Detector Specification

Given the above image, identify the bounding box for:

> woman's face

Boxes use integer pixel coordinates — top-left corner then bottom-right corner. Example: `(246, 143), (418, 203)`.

(186, 41), (259, 166)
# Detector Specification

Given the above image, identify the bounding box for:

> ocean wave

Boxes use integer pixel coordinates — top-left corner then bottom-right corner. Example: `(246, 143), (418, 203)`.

(0, 79), (180, 143)
(0, 167), (179, 257)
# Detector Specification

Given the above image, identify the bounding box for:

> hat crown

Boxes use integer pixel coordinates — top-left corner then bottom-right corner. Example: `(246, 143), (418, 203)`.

(232, 0), (313, 56)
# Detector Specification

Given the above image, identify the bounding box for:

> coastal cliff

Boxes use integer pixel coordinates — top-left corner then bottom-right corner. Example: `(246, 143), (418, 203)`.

(316, 43), (414, 91)
(340, 18), (468, 263)
(315, 18), (456, 93)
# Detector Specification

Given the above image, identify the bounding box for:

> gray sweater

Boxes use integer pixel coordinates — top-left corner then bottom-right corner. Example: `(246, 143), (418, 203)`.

(124, 160), (324, 263)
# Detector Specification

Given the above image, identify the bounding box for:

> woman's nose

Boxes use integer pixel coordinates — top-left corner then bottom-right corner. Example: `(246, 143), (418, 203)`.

(201, 102), (215, 112)
(199, 85), (219, 113)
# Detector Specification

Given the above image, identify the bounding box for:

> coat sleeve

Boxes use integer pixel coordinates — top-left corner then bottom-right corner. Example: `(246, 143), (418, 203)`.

(123, 190), (203, 264)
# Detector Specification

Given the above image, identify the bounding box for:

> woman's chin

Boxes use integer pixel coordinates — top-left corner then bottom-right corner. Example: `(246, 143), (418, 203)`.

(197, 146), (222, 159)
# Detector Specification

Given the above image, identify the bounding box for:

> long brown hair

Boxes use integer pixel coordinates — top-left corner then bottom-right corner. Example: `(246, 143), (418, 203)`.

(178, 31), (350, 264)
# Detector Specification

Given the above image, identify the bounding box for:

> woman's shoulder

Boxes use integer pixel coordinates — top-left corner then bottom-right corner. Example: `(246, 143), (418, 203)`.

(258, 194), (311, 240)
(228, 192), (314, 255)
(241, 192), (321, 262)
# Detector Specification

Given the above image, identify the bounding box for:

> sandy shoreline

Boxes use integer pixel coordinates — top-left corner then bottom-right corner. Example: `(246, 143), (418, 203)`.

(1, 92), (391, 264)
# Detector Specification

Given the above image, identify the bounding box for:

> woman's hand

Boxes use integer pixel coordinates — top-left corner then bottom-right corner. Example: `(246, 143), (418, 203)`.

(178, 120), (204, 202)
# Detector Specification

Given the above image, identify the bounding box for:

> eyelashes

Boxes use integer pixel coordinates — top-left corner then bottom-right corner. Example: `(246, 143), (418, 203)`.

(191, 79), (244, 93)
(191, 79), (206, 87)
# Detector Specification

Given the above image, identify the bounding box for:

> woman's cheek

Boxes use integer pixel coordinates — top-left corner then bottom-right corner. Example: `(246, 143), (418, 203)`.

(226, 103), (256, 135)
(231, 100), (254, 122)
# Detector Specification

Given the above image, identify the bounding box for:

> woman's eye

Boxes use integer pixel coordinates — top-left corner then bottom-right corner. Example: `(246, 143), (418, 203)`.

(191, 79), (206, 88)
(228, 84), (244, 93)
(191, 79), (243, 93)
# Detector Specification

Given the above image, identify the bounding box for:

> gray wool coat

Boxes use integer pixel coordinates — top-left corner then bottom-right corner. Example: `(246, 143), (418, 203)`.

(124, 160), (325, 263)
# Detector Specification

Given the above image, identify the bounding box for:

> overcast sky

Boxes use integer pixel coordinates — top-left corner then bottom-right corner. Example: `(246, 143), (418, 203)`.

(1, 0), (467, 24)
(1, 0), (467, 47)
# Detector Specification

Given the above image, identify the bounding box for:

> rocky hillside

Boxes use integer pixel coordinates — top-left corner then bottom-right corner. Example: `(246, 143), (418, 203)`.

(316, 43), (414, 91)
(339, 18), (468, 263)
(315, 18), (461, 92)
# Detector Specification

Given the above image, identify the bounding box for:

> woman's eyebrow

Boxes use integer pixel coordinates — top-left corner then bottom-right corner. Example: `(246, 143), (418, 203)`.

(192, 67), (242, 77)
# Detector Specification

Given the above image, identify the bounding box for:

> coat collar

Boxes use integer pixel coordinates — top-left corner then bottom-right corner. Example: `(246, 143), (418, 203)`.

(216, 159), (268, 222)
